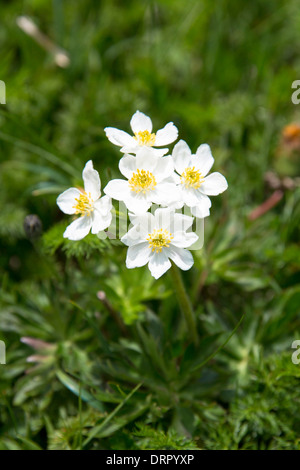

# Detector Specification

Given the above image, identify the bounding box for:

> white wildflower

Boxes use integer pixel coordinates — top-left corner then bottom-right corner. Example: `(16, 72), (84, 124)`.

(105, 110), (178, 157)
(121, 208), (198, 279)
(104, 148), (180, 214)
(57, 160), (112, 240)
(172, 140), (228, 218)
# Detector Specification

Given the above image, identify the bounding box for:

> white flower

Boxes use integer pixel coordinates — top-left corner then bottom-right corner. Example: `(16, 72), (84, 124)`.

(104, 147), (180, 214)
(172, 140), (228, 218)
(57, 160), (112, 240)
(121, 208), (198, 279)
(104, 110), (178, 157)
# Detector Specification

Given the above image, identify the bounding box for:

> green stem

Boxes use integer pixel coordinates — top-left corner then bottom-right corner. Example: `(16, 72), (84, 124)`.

(170, 263), (198, 346)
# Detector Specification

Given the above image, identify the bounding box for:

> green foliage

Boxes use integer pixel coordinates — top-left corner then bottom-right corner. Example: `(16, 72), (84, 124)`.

(104, 269), (171, 325)
(0, 0), (300, 450)
(133, 424), (199, 450)
(42, 221), (109, 258)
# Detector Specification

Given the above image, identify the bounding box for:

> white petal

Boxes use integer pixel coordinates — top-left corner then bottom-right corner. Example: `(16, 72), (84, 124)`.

(155, 122), (178, 146)
(181, 187), (204, 207)
(129, 211), (154, 229)
(94, 195), (112, 215)
(130, 111), (152, 133)
(63, 216), (92, 240)
(121, 225), (148, 246)
(122, 145), (168, 157)
(104, 179), (130, 201)
(172, 140), (192, 175)
(57, 188), (80, 215)
(201, 172), (228, 196)
(119, 154), (137, 179)
(82, 160), (101, 200)
(126, 243), (152, 269)
(168, 199), (184, 210)
(153, 207), (174, 231)
(91, 196), (112, 234)
(151, 183), (181, 207)
(168, 246), (194, 271)
(191, 195), (211, 218)
(164, 172), (181, 184)
(194, 144), (214, 176)
(91, 214), (111, 234)
(189, 192), (212, 218)
(191, 205), (210, 218)
(149, 147), (169, 157)
(153, 156), (175, 182)
(135, 147), (158, 172)
(166, 185), (184, 210)
(171, 231), (198, 248)
(104, 127), (136, 148)
(124, 193), (152, 214)
(91, 211), (112, 234)
(148, 251), (171, 279)
(173, 213), (194, 232)
(127, 213), (155, 241)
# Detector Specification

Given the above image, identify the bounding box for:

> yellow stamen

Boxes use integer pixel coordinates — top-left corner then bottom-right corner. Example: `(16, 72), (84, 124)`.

(181, 166), (204, 189)
(147, 228), (174, 253)
(73, 191), (94, 216)
(134, 130), (156, 146)
(129, 169), (157, 194)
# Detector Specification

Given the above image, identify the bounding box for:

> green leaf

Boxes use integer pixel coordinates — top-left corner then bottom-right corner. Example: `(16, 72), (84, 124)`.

(56, 370), (104, 412)
(83, 383), (142, 447)
(191, 314), (245, 372)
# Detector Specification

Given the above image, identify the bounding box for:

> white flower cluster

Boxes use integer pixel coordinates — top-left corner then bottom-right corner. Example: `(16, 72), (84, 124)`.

(57, 111), (228, 279)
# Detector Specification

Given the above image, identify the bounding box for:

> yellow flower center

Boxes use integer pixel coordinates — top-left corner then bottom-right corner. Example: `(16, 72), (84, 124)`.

(147, 228), (174, 253)
(129, 169), (157, 194)
(134, 130), (156, 146)
(73, 191), (94, 216)
(181, 166), (204, 189)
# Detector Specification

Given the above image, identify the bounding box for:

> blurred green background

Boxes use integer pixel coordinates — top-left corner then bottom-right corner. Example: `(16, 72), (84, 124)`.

(0, 0), (300, 450)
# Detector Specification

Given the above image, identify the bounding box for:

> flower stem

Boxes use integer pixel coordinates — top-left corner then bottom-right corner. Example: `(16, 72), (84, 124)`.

(170, 263), (198, 346)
